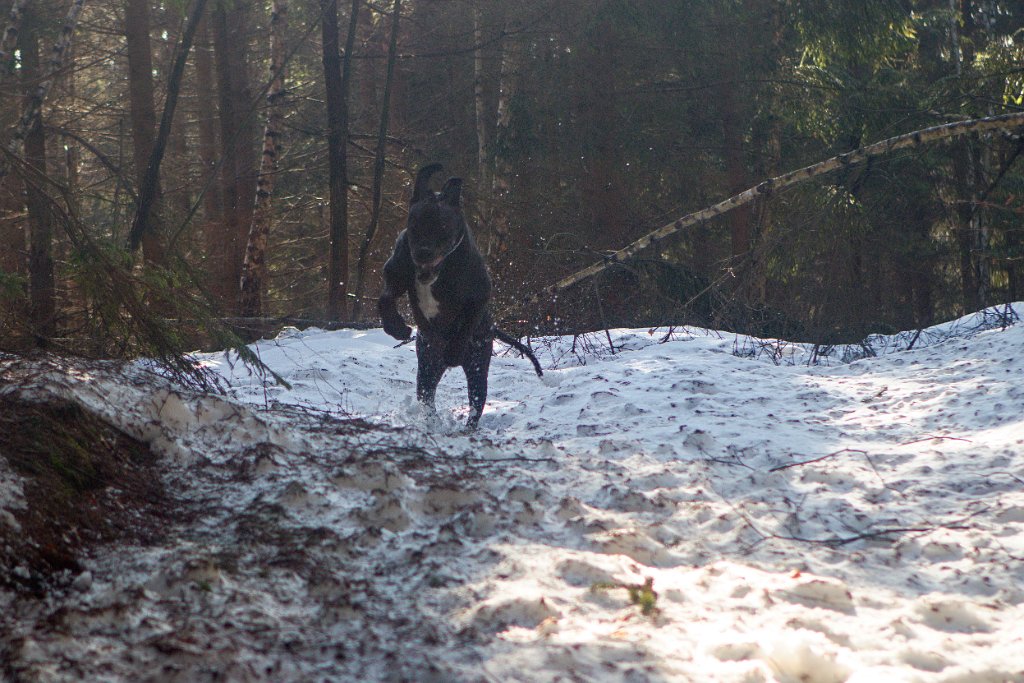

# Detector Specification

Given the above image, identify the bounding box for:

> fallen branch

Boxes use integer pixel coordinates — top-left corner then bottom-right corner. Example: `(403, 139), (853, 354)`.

(169, 317), (378, 332)
(899, 434), (973, 446)
(534, 111), (1024, 302)
(769, 448), (867, 473)
(778, 507), (991, 547)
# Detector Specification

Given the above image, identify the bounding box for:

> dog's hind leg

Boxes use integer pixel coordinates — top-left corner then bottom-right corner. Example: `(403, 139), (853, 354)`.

(462, 335), (492, 429)
(416, 336), (446, 417)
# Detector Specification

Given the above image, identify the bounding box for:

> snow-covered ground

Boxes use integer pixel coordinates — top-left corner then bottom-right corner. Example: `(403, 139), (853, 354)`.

(2, 305), (1023, 682)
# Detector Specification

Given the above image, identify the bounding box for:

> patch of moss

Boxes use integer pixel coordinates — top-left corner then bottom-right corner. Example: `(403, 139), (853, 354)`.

(0, 395), (170, 594)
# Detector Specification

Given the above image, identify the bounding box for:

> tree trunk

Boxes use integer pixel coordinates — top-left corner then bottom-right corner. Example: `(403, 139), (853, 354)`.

(0, 0), (29, 276)
(472, 5), (490, 192)
(0, 0), (29, 74)
(1, 0), (84, 180)
(240, 0), (288, 318)
(716, 13), (750, 261)
(351, 0), (400, 320)
(127, 0), (209, 255)
(209, 0), (256, 314)
(323, 0), (360, 321)
(20, 14), (54, 339)
(125, 0), (165, 265)
(194, 17), (222, 228)
(489, 19), (522, 259)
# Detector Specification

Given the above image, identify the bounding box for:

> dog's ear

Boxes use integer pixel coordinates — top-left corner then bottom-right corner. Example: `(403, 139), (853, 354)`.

(411, 163), (443, 205)
(439, 177), (463, 207)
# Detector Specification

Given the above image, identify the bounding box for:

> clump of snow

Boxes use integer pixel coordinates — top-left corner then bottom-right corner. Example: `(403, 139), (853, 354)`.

(2, 304), (1024, 682)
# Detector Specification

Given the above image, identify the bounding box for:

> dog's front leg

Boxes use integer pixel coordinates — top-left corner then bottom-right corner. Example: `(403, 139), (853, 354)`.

(379, 235), (414, 341)
(379, 290), (412, 341)
(415, 334), (446, 414)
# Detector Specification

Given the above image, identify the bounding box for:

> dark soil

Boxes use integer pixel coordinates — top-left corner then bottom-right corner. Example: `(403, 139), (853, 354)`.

(0, 395), (173, 595)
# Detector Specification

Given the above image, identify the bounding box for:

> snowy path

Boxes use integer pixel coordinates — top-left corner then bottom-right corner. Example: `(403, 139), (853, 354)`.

(2, 307), (1023, 681)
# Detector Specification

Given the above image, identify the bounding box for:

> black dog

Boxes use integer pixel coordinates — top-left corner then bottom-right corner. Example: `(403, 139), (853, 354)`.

(378, 164), (541, 429)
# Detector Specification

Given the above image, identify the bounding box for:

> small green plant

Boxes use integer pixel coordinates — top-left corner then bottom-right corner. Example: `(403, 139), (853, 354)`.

(591, 577), (659, 617)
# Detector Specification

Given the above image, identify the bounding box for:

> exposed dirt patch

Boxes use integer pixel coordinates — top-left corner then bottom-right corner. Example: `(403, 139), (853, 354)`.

(0, 395), (173, 595)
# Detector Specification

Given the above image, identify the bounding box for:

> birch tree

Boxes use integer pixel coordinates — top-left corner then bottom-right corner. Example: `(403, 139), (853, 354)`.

(239, 0), (288, 318)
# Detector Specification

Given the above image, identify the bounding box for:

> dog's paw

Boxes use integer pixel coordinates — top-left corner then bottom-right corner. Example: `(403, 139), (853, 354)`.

(383, 320), (413, 341)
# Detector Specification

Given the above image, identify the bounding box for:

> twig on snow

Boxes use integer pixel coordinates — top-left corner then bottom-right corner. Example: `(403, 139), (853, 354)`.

(899, 434), (973, 446)
(769, 448), (867, 473)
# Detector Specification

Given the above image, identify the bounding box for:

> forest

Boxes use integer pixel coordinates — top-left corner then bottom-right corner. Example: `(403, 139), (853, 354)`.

(1, 0), (1023, 358)
(4, 2), (1024, 678)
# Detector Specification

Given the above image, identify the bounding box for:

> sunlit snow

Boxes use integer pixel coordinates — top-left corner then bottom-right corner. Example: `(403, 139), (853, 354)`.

(2, 304), (1023, 681)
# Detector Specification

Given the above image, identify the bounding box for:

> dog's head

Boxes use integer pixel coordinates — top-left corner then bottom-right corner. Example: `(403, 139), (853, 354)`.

(406, 164), (464, 284)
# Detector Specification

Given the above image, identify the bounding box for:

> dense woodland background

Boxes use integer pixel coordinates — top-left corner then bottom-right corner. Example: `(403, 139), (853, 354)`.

(0, 0), (1022, 360)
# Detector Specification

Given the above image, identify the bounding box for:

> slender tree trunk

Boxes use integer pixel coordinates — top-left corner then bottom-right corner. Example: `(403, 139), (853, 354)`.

(61, 42), (79, 211)
(160, 10), (191, 226)
(351, 0), (400, 320)
(125, 0), (165, 265)
(0, 0), (30, 276)
(948, 0), (987, 314)
(240, 0), (288, 318)
(1, 0), (84, 180)
(472, 5), (490, 192)
(717, 19), (750, 261)
(0, 167), (21, 276)
(127, 0), (209, 254)
(488, 19), (522, 261)
(194, 17), (222, 226)
(0, 0), (29, 74)
(323, 0), (360, 321)
(20, 14), (54, 339)
(208, 0), (255, 313)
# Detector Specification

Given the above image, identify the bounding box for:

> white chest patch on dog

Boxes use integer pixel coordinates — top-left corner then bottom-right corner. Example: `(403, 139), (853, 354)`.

(416, 277), (440, 319)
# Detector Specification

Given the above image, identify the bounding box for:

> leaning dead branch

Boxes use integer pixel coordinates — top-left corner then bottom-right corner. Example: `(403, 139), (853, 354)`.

(535, 111), (1024, 302)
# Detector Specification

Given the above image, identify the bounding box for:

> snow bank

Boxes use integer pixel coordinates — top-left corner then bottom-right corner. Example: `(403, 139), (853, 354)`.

(2, 304), (1023, 681)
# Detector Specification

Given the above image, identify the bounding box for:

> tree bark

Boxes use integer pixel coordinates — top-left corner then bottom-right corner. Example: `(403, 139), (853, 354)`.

(194, 17), (222, 233)
(472, 4), (490, 192)
(0, 0), (30, 276)
(20, 13), (54, 339)
(127, 0), (209, 254)
(489, 18), (522, 259)
(1, 0), (84, 180)
(534, 111), (1024, 303)
(715, 8), (750, 261)
(125, 0), (165, 265)
(209, 0), (256, 314)
(351, 0), (400, 320)
(239, 0), (288, 318)
(0, 0), (29, 76)
(323, 0), (360, 321)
